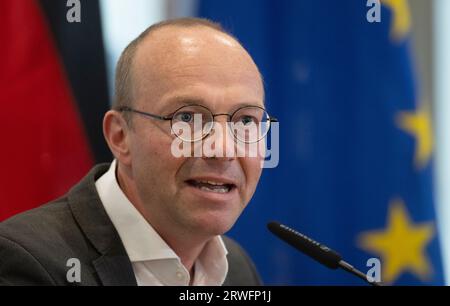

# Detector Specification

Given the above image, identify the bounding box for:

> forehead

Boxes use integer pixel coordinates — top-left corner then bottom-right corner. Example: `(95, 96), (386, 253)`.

(132, 26), (264, 110)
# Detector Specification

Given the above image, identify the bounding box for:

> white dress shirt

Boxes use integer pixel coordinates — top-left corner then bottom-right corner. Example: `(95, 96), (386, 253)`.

(95, 160), (229, 286)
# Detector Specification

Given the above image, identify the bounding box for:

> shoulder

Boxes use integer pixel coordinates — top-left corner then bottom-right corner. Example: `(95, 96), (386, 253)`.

(0, 163), (110, 257)
(0, 198), (80, 285)
(0, 197), (71, 247)
(0, 198), (103, 285)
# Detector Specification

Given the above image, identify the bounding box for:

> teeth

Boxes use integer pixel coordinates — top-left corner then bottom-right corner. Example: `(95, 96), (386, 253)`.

(187, 179), (233, 194)
(199, 186), (229, 194)
(199, 180), (226, 186)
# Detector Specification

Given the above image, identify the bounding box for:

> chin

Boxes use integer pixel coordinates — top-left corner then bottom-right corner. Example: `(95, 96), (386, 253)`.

(189, 212), (239, 236)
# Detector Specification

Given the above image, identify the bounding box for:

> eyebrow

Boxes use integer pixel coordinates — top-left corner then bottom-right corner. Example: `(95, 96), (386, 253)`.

(162, 96), (265, 114)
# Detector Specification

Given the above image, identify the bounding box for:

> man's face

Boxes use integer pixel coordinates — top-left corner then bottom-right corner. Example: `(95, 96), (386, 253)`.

(126, 26), (265, 237)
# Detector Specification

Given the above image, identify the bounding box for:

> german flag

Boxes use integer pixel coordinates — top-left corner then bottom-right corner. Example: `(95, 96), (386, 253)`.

(0, 0), (111, 221)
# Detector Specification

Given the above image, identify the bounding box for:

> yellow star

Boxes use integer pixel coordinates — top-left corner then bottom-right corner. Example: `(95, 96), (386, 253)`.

(396, 103), (434, 169)
(382, 0), (411, 41)
(358, 199), (435, 284)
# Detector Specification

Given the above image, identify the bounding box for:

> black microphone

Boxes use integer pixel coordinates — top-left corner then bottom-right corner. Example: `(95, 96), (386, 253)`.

(267, 221), (381, 286)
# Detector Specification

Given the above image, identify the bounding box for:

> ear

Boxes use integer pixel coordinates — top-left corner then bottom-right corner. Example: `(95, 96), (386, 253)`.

(103, 110), (132, 166)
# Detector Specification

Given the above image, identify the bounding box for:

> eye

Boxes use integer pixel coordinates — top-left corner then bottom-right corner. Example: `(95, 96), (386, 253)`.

(239, 116), (257, 125)
(175, 112), (194, 123)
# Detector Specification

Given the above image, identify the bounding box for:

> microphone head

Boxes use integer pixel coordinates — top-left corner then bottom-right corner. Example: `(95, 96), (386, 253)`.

(267, 221), (342, 269)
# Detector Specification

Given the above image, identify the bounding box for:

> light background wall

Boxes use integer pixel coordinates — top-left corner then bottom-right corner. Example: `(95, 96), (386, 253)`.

(433, 0), (450, 285)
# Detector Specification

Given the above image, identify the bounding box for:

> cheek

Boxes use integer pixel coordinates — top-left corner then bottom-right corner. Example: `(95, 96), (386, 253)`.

(240, 156), (263, 199)
(131, 131), (184, 190)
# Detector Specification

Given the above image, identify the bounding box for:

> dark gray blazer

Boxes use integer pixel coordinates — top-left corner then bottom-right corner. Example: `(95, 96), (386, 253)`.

(0, 164), (261, 286)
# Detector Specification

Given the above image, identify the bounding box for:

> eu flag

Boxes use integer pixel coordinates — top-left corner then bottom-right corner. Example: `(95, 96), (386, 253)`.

(198, 0), (445, 285)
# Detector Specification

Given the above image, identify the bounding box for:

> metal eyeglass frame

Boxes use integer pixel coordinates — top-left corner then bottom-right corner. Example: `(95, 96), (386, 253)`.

(116, 104), (278, 143)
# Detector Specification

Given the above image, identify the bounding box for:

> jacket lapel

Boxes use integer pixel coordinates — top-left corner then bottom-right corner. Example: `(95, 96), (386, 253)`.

(93, 247), (137, 286)
(68, 164), (137, 286)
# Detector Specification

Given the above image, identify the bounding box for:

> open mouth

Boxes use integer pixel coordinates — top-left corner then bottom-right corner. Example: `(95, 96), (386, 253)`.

(185, 179), (236, 194)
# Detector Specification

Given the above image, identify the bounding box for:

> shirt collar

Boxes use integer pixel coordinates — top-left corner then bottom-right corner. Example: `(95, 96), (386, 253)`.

(95, 160), (228, 284)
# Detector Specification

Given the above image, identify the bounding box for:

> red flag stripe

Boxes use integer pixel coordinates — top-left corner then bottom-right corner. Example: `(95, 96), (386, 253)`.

(0, 0), (94, 220)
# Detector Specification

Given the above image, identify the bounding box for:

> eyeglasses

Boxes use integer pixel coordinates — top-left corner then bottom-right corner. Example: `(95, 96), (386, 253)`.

(117, 104), (278, 143)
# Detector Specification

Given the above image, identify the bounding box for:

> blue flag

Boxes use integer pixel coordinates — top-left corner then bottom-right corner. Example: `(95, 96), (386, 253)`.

(198, 0), (444, 285)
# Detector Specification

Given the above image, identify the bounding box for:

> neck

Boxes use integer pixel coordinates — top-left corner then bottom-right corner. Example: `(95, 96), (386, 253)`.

(165, 234), (207, 274)
(116, 162), (210, 274)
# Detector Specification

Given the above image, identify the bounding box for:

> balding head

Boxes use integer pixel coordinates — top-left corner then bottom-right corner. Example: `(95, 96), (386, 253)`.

(113, 18), (263, 118)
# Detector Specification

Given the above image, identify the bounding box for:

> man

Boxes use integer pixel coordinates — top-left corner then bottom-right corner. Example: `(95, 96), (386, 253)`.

(0, 18), (274, 286)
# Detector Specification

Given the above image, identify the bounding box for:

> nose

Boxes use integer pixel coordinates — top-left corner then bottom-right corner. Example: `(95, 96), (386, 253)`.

(203, 117), (236, 160)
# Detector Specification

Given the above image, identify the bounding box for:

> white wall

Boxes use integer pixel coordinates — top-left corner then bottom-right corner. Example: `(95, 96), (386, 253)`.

(99, 0), (166, 101)
(434, 0), (450, 285)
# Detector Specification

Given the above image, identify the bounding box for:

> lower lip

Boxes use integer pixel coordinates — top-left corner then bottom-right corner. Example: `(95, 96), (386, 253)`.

(184, 183), (238, 203)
